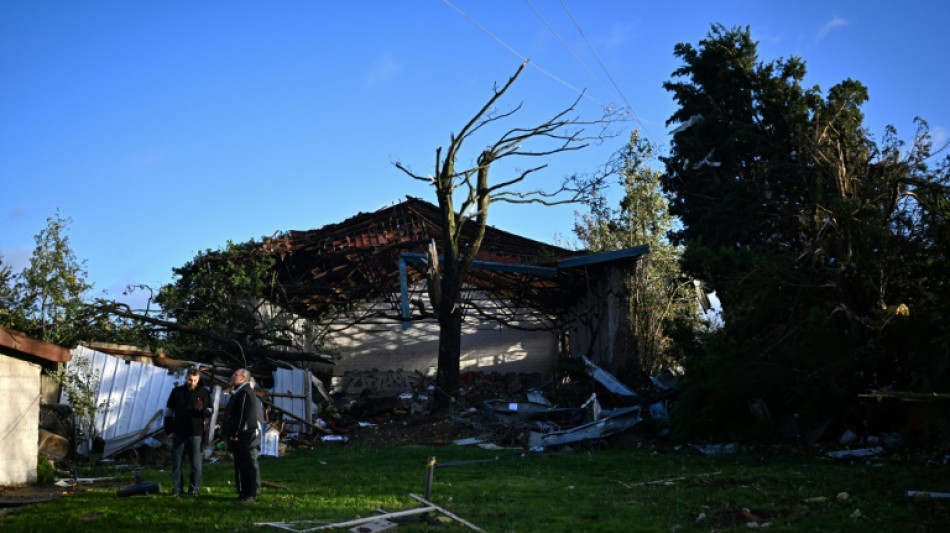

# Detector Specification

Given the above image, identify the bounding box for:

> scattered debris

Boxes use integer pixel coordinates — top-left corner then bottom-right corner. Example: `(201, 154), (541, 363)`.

(907, 490), (950, 499)
(692, 443), (741, 455)
(739, 508), (772, 528)
(348, 519), (396, 533)
(620, 471), (721, 488)
(826, 447), (884, 459)
(262, 480), (292, 491)
(409, 493), (483, 531)
(483, 400), (583, 424)
(255, 494), (482, 532)
(527, 405), (643, 449)
(116, 471), (160, 497)
(582, 356), (639, 400)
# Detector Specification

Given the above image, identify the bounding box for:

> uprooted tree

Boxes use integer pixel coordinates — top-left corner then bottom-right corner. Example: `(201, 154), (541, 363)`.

(395, 61), (617, 409)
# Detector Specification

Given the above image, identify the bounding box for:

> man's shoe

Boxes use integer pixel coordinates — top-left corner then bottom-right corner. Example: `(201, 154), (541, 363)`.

(170, 490), (181, 497)
(189, 490), (199, 497)
(236, 496), (256, 504)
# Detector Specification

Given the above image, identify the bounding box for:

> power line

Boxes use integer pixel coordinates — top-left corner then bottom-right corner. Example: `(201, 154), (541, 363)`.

(522, 0), (614, 104)
(558, 0), (647, 131)
(440, 0), (611, 110)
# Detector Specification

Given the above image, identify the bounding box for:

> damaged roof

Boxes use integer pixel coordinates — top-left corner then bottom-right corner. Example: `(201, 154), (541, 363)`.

(266, 197), (645, 320)
(0, 326), (71, 365)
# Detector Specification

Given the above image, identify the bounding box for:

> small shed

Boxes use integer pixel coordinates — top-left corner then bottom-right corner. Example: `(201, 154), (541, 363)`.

(0, 327), (71, 487)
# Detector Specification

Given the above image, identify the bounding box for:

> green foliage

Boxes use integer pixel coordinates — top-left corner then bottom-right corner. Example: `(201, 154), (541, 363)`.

(0, 255), (19, 327)
(36, 456), (56, 485)
(575, 132), (700, 374)
(0, 212), (155, 347)
(45, 354), (102, 447)
(664, 25), (950, 442)
(156, 238), (326, 366)
(0, 212), (92, 345)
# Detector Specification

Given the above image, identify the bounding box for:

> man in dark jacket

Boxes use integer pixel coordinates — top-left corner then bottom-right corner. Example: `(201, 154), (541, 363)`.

(225, 368), (263, 503)
(164, 367), (212, 496)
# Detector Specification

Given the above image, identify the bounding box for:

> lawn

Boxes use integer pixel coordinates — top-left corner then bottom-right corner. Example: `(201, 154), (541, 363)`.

(2, 442), (949, 532)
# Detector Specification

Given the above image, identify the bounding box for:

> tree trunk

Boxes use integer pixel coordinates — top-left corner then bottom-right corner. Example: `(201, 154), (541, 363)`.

(434, 302), (462, 412)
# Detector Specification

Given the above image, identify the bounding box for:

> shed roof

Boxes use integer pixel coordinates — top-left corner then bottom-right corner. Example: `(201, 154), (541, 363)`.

(0, 326), (72, 364)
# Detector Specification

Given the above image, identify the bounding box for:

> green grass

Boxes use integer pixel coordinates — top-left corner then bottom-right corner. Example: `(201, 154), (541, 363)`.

(3, 444), (949, 532)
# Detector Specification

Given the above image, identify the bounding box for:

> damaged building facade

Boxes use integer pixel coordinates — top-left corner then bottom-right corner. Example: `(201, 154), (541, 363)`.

(261, 197), (649, 392)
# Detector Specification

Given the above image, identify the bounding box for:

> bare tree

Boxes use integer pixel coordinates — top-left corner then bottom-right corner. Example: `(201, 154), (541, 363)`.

(395, 62), (617, 409)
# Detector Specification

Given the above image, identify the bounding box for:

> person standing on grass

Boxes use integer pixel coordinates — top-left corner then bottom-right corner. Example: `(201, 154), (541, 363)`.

(164, 367), (212, 496)
(226, 368), (263, 503)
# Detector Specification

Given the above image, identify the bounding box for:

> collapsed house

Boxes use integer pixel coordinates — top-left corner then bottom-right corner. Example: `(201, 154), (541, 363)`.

(264, 196), (649, 389)
(36, 197), (653, 458)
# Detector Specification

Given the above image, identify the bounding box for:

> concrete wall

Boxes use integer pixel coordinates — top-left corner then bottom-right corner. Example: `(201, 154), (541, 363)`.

(0, 355), (40, 487)
(328, 316), (557, 377)
(324, 291), (559, 390)
(257, 288), (560, 391)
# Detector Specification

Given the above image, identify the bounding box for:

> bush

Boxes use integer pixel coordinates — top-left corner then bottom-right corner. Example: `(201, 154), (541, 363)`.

(36, 456), (56, 485)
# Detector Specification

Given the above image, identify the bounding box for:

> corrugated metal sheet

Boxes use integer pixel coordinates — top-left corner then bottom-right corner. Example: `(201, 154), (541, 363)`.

(65, 346), (183, 457)
(271, 368), (318, 433)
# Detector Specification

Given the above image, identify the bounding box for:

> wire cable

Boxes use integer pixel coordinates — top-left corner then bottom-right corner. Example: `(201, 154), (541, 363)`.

(441, 0), (611, 110)
(558, 0), (650, 132)
(523, 0), (615, 107)
(558, 0), (633, 113)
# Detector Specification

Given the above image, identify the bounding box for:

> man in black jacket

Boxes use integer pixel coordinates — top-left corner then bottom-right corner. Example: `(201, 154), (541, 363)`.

(225, 368), (263, 503)
(164, 367), (212, 496)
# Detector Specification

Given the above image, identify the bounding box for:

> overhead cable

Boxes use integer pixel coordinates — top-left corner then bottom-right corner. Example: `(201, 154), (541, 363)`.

(441, 0), (610, 110)
(558, 0), (646, 129)
(523, 0), (615, 107)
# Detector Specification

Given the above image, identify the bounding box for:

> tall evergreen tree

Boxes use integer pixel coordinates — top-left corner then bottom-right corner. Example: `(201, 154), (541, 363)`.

(663, 25), (950, 441)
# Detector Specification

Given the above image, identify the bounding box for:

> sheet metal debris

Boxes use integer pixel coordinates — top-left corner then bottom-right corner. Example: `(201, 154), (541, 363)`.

(582, 356), (639, 400)
(64, 346), (184, 457)
(527, 405), (643, 449)
(826, 447), (884, 459)
(907, 491), (950, 499)
(483, 399), (583, 423)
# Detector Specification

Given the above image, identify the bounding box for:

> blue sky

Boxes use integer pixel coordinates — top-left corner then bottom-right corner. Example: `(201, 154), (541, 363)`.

(2, 1), (947, 310)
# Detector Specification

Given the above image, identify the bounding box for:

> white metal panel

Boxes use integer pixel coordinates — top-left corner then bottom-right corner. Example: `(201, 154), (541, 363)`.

(65, 346), (181, 457)
(271, 368), (317, 433)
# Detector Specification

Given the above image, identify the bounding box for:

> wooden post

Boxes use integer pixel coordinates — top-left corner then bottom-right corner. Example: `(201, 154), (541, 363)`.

(424, 456), (436, 500)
